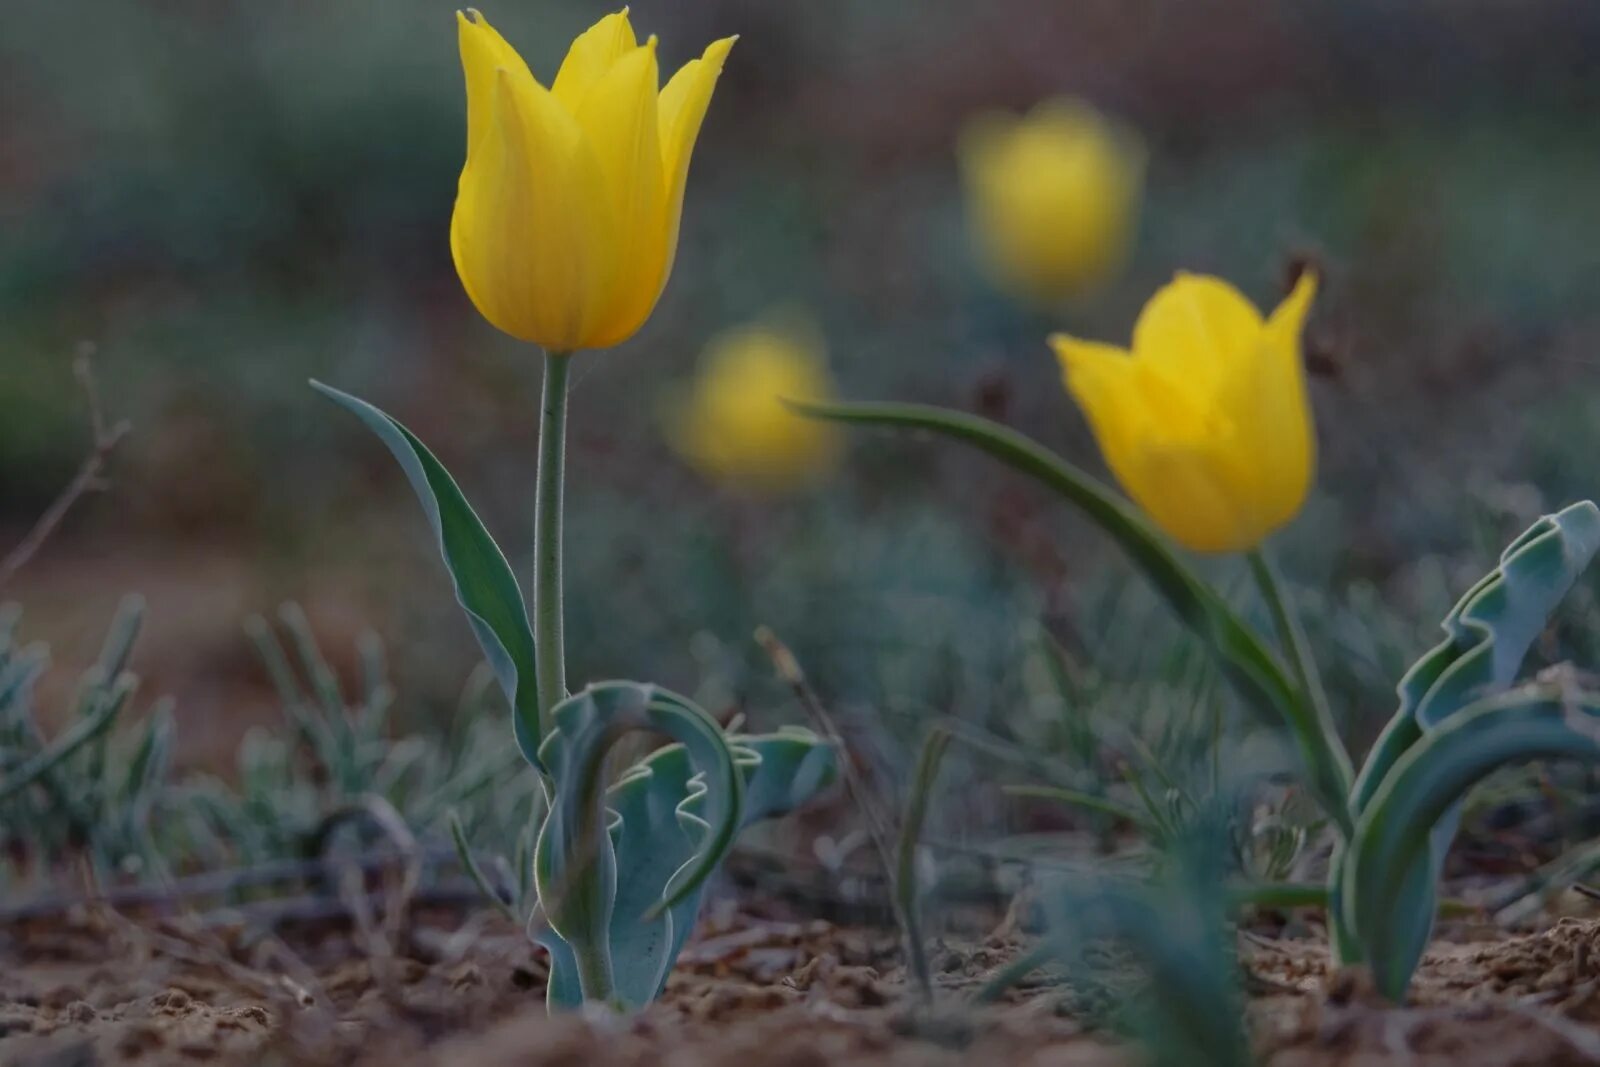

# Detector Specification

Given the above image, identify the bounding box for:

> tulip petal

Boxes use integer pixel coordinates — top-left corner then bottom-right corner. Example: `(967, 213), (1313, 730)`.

(1055, 331), (1259, 553)
(1051, 334), (1146, 491)
(573, 40), (665, 347)
(670, 321), (838, 492)
(960, 100), (1143, 304)
(653, 37), (736, 291)
(1127, 441), (1255, 554)
(1240, 271), (1318, 529)
(1132, 273), (1263, 394)
(1264, 271), (1318, 359)
(551, 9), (638, 113)
(457, 10), (538, 156)
(451, 68), (615, 348)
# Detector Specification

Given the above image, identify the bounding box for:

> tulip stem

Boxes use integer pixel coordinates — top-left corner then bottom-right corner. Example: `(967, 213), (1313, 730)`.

(1247, 546), (1345, 782)
(535, 349), (572, 720)
(573, 941), (617, 1005)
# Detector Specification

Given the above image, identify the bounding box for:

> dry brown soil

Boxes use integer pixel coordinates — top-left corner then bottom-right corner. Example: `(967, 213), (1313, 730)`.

(7, 894), (1600, 1066)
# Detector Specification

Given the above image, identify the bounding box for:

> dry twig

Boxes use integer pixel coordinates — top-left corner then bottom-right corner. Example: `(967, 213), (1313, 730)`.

(0, 353), (131, 591)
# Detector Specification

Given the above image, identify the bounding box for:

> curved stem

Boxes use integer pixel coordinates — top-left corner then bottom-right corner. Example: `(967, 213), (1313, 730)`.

(791, 398), (1355, 833)
(535, 350), (572, 718)
(1247, 547), (1347, 787)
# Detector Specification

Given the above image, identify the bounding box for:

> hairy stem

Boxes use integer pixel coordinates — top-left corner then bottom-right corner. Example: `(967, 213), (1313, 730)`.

(573, 940), (616, 1004)
(535, 350), (572, 718)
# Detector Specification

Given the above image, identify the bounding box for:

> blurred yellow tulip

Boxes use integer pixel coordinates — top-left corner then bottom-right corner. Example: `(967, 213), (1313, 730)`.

(959, 98), (1144, 305)
(1050, 272), (1318, 554)
(451, 9), (736, 352)
(668, 319), (840, 493)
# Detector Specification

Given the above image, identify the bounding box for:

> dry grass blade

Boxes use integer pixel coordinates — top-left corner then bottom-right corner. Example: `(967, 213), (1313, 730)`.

(311, 793), (423, 989)
(755, 625), (943, 1008)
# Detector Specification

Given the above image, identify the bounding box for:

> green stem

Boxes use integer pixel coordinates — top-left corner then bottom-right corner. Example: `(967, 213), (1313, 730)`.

(535, 350), (572, 718)
(1247, 546), (1348, 810)
(573, 941), (616, 1004)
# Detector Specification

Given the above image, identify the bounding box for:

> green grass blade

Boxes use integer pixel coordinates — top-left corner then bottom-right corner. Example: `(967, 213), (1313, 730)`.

(120, 699), (174, 808)
(93, 595), (144, 686)
(0, 675), (133, 804)
(895, 725), (951, 1003)
(1002, 783), (1152, 830)
(450, 810), (518, 922)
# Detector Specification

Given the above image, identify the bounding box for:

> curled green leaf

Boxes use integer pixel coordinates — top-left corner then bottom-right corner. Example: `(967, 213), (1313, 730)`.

(1335, 501), (1600, 979)
(537, 723), (836, 1011)
(1353, 501), (1600, 809)
(1341, 681), (1600, 998)
(533, 682), (742, 1005)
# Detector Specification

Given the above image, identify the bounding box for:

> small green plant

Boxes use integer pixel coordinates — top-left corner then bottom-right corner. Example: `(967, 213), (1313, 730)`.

(801, 377), (1600, 1000)
(0, 593), (549, 901)
(0, 596), (174, 889)
(981, 814), (1251, 1067)
(175, 604), (539, 873)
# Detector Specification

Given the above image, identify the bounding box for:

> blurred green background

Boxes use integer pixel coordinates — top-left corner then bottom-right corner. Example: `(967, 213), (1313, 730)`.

(4, 0), (1600, 769)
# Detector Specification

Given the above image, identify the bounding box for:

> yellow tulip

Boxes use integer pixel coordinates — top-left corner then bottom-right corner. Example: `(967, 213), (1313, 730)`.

(959, 98), (1144, 305)
(1050, 272), (1318, 554)
(451, 9), (736, 352)
(668, 318), (840, 493)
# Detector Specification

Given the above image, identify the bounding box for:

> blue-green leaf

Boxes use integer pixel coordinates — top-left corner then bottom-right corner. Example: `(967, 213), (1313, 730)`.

(1337, 501), (1600, 979)
(660, 728), (836, 990)
(1341, 681), (1600, 998)
(1352, 501), (1600, 807)
(533, 682), (742, 1008)
(541, 725), (836, 1010)
(311, 381), (542, 763)
(602, 743), (699, 1008)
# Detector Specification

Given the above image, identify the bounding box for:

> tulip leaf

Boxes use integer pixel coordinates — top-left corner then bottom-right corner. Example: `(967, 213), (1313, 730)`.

(792, 397), (1353, 830)
(653, 728), (837, 995)
(533, 682), (742, 1006)
(1351, 500), (1600, 809)
(311, 381), (543, 764)
(1335, 500), (1600, 979)
(1340, 681), (1600, 998)
(538, 721), (836, 1011)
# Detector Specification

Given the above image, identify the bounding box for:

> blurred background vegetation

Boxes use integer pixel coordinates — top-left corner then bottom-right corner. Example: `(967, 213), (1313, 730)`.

(4, 0), (1600, 783)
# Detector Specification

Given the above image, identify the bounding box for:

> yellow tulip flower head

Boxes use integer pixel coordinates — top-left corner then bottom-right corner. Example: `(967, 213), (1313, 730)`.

(959, 98), (1144, 306)
(668, 317), (840, 494)
(452, 9), (736, 352)
(1050, 272), (1318, 554)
